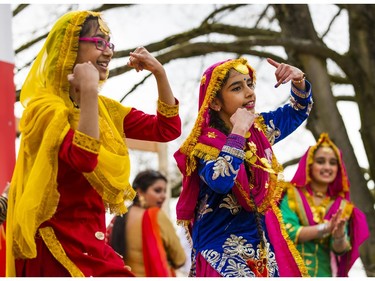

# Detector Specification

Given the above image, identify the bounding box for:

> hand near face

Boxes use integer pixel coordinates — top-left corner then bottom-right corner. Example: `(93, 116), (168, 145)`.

(230, 108), (256, 137)
(266, 58), (305, 88)
(68, 62), (100, 104)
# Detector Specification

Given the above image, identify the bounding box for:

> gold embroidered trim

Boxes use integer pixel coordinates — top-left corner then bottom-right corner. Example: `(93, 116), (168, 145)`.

(157, 99), (179, 118)
(176, 220), (193, 249)
(39, 227), (85, 277)
(73, 130), (101, 154)
(291, 83), (310, 99)
(341, 201), (354, 219)
(191, 143), (220, 172)
(271, 202), (310, 277)
(55, 12), (101, 97)
(84, 167), (134, 215)
(289, 96), (307, 111)
(295, 226), (304, 244)
(286, 183), (298, 212)
(222, 145), (245, 159)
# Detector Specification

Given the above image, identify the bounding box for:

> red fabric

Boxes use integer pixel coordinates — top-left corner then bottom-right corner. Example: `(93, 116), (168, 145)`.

(0, 61), (16, 193)
(16, 129), (134, 277)
(142, 207), (172, 277)
(195, 253), (222, 277)
(14, 101), (181, 276)
(124, 107), (181, 142)
(265, 210), (303, 277)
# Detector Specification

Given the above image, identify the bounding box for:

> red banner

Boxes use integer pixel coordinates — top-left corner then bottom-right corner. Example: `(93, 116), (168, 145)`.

(0, 60), (16, 193)
(0, 4), (15, 193)
(0, 4), (15, 277)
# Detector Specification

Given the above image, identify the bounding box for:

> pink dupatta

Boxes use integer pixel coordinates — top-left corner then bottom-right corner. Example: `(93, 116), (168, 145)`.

(290, 133), (369, 276)
(175, 58), (308, 277)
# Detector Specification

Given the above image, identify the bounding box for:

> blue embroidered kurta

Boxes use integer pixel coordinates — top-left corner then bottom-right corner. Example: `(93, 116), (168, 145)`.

(190, 82), (313, 277)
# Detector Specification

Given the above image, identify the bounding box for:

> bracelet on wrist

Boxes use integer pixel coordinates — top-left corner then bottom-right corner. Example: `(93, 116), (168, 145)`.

(292, 73), (306, 84)
(317, 222), (329, 238)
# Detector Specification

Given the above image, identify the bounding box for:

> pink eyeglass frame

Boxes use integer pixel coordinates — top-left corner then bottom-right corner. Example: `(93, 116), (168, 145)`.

(79, 37), (115, 51)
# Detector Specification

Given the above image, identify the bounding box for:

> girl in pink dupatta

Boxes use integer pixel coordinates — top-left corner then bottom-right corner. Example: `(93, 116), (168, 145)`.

(280, 133), (369, 276)
(174, 57), (313, 277)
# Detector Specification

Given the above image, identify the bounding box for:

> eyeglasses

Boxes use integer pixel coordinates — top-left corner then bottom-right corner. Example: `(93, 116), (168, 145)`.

(79, 37), (115, 51)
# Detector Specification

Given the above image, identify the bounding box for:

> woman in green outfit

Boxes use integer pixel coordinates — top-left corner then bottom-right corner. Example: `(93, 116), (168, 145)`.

(279, 133), (369, 276)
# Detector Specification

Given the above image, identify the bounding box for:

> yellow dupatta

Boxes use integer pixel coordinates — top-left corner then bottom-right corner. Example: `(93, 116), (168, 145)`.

(6, 10), (135, 276)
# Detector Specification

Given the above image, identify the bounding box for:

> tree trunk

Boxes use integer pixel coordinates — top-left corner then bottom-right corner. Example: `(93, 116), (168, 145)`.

(273, 4), (375, 276)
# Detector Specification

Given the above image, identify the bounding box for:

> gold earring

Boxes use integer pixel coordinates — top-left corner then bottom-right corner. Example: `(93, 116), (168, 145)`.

(139, 195), (147, 208)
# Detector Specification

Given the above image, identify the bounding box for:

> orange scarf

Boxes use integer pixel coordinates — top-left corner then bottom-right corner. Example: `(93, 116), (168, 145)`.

(142, 207), (175, 277)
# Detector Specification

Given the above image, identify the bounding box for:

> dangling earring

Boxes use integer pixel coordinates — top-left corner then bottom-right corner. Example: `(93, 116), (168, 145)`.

(139, 195), (147, 208)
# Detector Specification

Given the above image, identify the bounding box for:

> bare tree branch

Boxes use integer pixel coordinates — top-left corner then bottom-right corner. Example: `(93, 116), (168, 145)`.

(110, 37), (341, 77)
(321, 7), (343, 39)
(120, 73), (152, 102)
(13, 4), (28, 16)
(201, 4), (247, 25)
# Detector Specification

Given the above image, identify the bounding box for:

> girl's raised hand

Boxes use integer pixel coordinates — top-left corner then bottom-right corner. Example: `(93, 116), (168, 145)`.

(128, 46), (164, 76)
(266, 58), (305, 88)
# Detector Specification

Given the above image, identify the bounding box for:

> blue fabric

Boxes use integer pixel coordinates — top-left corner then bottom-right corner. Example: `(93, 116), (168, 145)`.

(261, 80), (312, 145)
(189, 81), (312, 277)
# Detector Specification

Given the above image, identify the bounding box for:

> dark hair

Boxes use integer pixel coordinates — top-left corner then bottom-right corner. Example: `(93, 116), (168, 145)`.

(132, 170), (167, 205)
(209, 69), (232, 135)
(80, 15), (100, 37)
(108, 170), (167, 258)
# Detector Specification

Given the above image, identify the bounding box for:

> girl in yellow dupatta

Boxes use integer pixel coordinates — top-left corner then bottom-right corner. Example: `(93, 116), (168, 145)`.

(6, 10), (181, 277)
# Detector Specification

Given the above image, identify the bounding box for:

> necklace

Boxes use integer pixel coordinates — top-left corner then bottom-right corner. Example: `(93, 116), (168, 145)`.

(314, 191), (325, 198)
(305, 189), (331, 223)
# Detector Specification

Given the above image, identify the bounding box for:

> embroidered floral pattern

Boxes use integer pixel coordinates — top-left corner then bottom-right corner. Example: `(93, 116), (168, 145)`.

(208, 155), (237, 180)
(197, 194), (213, 220)
(289, 96), (307, 111)
(198, 234), (279, 277)
(224, 234), (255, 260)
(207, 131), (217, 138)
(219, 194), (241, 215)
(265, 120), (281, 145)
(189, 248), (197, 277)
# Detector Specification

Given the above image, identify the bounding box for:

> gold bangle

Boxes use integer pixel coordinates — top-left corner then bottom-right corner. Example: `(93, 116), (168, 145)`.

(292, 73), (306, 84)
